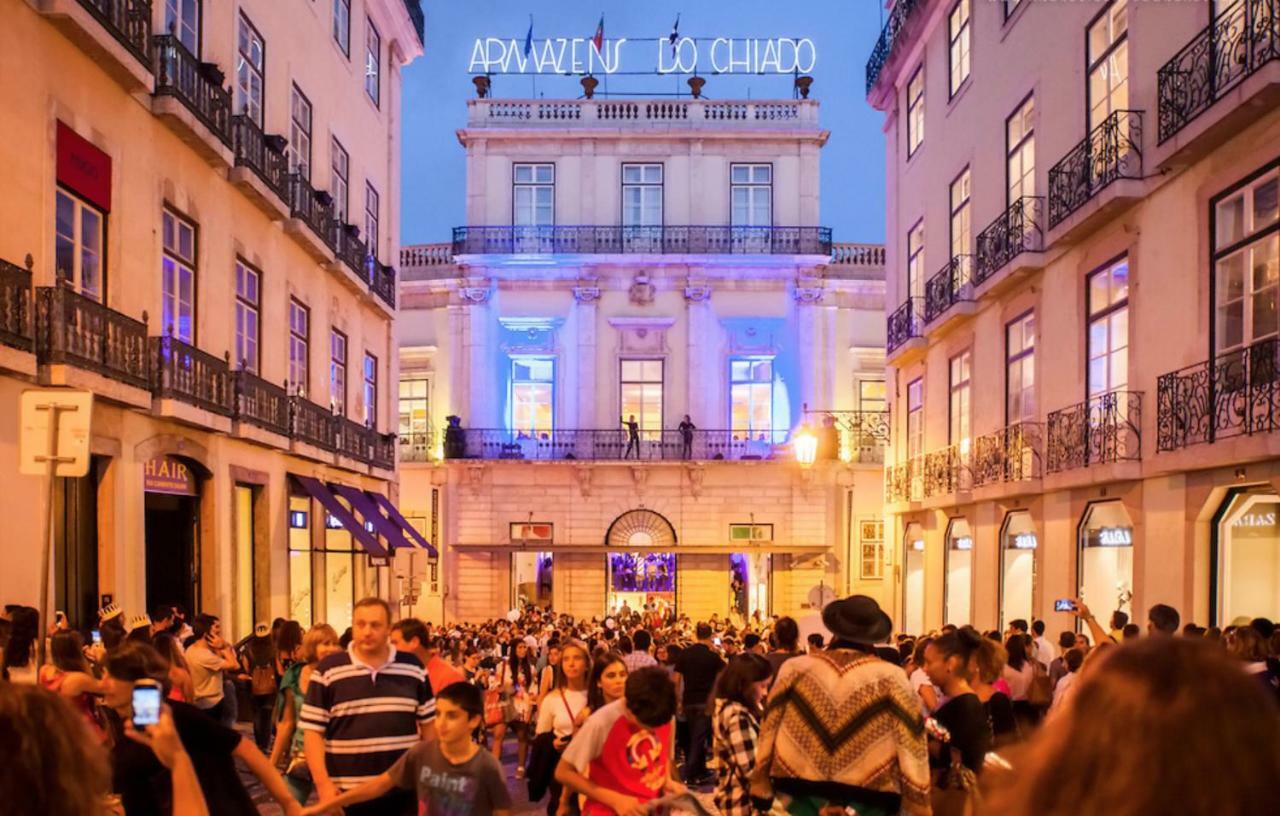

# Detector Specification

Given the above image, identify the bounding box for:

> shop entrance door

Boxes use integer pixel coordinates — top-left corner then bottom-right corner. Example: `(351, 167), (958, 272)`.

(902, 523), (925, 635)
(729, 552), (772, 620)
(144, 492), (199, 616)
(607, 552), (676, 619)
(512, 552), (553, 610)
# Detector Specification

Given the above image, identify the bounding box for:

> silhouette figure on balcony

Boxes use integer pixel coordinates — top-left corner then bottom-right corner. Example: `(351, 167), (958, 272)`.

(678, 415), (696, 459)
(623, 414), (641, 459)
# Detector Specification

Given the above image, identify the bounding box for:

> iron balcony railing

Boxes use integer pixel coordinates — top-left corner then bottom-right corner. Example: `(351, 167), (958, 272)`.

(1157, 338), (1280, 451)
(288, 173), (337, 251)
(150, 335), (233, 415)
(1047, 110), (1144, 229)
(400, 430), (435, 462)
(1046, 390), (1143, 473)
(801, 410), (890, 464)
(865, 0), (922, 95)
(336, 415), (376, 463)
(151, 34), (233, 147)
(371, 431), (396, 470)
(370, 262), (396, 309)
(334, 224), (368, 278)
(887, 297), (924, 354)
(233, 368), (290, 436)
(76, 0), (153, 70)
(0, 258), (34, 353)
(970, 422), (1043, 488)
(443, 428), (792, 461)
(885, 455), (925, 503)
(231, 115), (290, 203)
(924, 255), (974, 323)
(451, 225), (833, 256)
(974, 197), (1045, 285)
(35, 284), (149, 389)
(1157, 0), (1279, 144)
(924, 445), (968, 497)
(289, 395), (337, 451)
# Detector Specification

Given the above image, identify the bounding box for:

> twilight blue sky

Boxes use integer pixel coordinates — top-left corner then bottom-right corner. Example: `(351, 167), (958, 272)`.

(400, 0), (887, 245)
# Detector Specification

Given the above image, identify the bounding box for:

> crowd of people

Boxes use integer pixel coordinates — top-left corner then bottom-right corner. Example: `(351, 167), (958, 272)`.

(1, 594), (1278, 815)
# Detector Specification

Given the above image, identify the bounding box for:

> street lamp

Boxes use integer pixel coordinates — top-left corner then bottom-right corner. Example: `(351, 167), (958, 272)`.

(794, 426), (818, 466)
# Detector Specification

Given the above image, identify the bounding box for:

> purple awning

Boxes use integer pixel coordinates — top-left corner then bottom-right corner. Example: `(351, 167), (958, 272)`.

(329, 483), (411, 552)
(369, 491), (438, 558)
(290, 475), (389, 558)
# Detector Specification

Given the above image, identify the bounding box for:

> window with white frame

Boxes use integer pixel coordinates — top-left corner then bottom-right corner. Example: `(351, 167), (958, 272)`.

(365, 19), (381, 106)
(511, 357), (554, 434)
(513, 164), (554, 226)
(161, 208), (196, 342)
(362, 352), (377, 428)
(331, 138), (349, 223)
(165, 0), (200, 55)
(950, 168), (971, 260)
(234, 259), (260, 373)
(1007, 95), (1036, 203)
(730, 164), (772, 226)
(54, 189), (104, 300)
(1007, 312), (1036, 423)
(907, 66), (924, 156)
(950, 350), (972, 451)
(907, 378), (924, 460)
(622, 164), (663, 227)
(290, 85), (312, 178)
(333, 0), (350, 56)
(907, 219), (925, 301)
(620, 359), (663, 435)
(859, 519), (886, 580)
(949, 0), (971, 96)
(1087, 0), (1129, 132)
(330, 330), (347, 416)
(1088, 257), (1130, 396)
(730, 358), (774, 436)
(235, 13), (264, 126)
(1214, 166), (1279, 355)
(399, 377), (430, 451)
(859, 379), (887, 413)
(289, 299), (309, 395)
(365, 183), (379, 256)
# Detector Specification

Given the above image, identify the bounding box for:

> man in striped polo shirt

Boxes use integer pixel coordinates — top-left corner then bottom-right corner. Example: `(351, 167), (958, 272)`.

(302, 597), (436, 816)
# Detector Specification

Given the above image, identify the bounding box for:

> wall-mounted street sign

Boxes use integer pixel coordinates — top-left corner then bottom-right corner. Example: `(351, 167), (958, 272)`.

(469, 36), (816, 76)
(19, 388), (93, 478)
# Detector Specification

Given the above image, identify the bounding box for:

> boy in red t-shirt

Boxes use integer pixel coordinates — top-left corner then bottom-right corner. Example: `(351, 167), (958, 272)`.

(556, 666), (686, 815)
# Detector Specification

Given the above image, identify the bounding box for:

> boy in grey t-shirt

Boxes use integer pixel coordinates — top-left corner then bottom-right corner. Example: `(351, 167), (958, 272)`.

(300, 682), (511, 816)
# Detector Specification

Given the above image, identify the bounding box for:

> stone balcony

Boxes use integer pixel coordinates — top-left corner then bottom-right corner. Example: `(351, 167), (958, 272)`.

(464, 97), (821, 129)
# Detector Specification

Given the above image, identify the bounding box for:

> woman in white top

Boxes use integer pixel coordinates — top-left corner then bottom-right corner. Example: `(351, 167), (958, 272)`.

(534, 640), (589, 816)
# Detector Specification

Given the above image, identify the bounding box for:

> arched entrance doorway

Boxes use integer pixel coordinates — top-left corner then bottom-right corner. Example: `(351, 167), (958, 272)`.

(1213, 488), (1280, 625)
(143, 454), (207, 617)
(902, 522), (926, 635)
(605, 509), (677, 617)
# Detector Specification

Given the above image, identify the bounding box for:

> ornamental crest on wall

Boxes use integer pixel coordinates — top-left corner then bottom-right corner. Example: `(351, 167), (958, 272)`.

(629, 273), (656, 306)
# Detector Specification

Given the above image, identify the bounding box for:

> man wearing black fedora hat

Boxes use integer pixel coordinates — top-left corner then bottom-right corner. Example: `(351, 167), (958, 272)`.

(749, 595), (930, 815)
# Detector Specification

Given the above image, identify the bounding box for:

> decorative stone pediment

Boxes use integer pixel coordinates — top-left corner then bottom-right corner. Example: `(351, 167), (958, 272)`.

(498, 317), (564, 355)
(608, 316), (676, 355)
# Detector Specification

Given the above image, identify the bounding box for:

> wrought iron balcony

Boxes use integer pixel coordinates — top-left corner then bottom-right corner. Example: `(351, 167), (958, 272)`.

(887, 297), (924, 354)
(371, 431), (396, 470)
(1046, 390), (1143, 473)
(443, 428), (792, 462)
(336, 415), (375, 463)
(974, 197), (1044, 285)
(1157, 338), (1280, 451)
(35, 284), (149, 389)
(231, 115), (289, 203)
(400, 430), (435, 462)
(288, 174), (337, 251)
(924, 445), (967, 497)
(924, 255), (974, 323)
(75, 0), (153, 70)
(290, 395), (337, 451)
(886, 455), (924, 503)
(801, 410), (889, 463)
(334, 224), (368, 277)
(865, 0), (922, 95)
(1047, 110), (1144, 229)
(150, 335), (232, 415)
(151, 34), (233, 147)
(451, 225), (833, 256)
(0, 258), (34, 353)
(1158, 0), (1280, 144)
(370, 262), (396, 308)
(233, 369), (290, 436)
(970, 422), (1042, 488)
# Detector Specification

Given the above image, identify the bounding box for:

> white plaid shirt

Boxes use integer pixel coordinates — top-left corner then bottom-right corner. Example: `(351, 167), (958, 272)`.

(712, 700), (759, 816)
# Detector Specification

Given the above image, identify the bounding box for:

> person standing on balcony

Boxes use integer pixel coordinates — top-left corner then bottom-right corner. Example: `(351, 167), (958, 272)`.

(623, 414), (641, 459)
(679, 415), (696, 459)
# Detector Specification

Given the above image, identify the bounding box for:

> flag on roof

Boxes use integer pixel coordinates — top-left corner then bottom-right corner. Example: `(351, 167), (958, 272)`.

(592, 14), (604, 52)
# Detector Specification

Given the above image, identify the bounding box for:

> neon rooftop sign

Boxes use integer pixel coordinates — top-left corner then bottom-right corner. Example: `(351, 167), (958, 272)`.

(468, 37), (817, 76)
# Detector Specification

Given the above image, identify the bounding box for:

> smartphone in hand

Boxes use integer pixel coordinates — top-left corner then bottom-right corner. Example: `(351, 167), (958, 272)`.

(132, 680), (162, 729)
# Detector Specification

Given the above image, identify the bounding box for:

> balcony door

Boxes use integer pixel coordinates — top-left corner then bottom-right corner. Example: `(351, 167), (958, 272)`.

(55, 189), (104, 301)
(1086, 0), (1128, 132)
(622, 163), (663, 252)
(165, 0), (201, 55)
(513, 163), (554, 252)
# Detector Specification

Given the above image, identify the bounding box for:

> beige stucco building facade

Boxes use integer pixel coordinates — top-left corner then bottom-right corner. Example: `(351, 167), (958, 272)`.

(870, 0), (1280, 634)
(395, 95), (891, 624)
(0, 0), (423, 638)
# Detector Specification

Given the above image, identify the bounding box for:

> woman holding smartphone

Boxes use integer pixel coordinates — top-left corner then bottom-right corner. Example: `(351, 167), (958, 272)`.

(40, 630), (107, 740)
